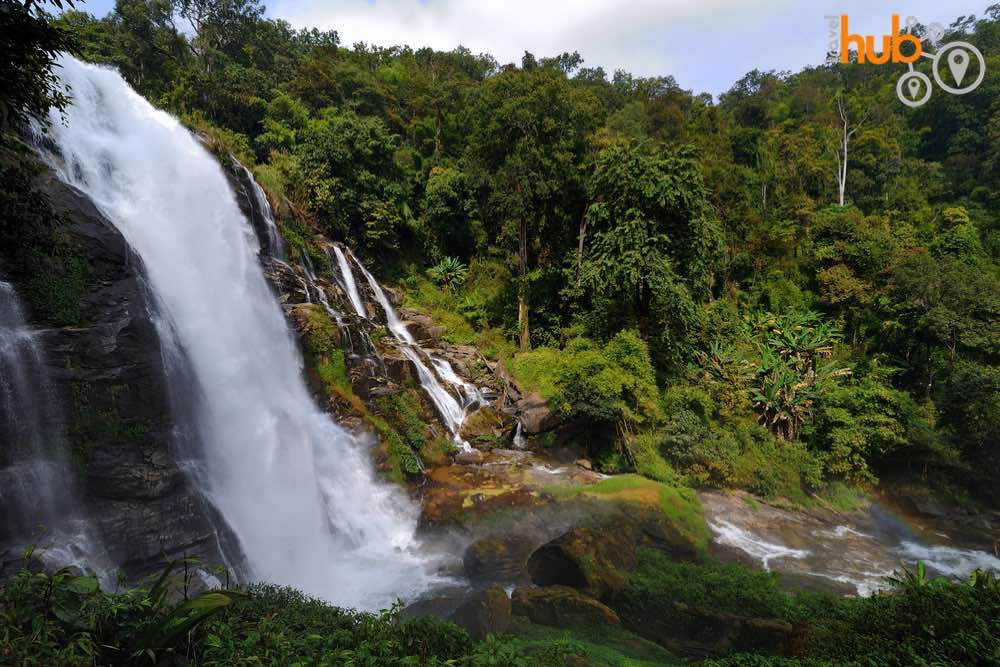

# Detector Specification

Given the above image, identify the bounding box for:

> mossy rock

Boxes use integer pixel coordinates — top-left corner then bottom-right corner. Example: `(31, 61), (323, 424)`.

(463, 535), (534, 584)
(512, 586), (620, 627)
(459, 406), (504, 442)
(545, 475), (710, 558)
(449, 585), (512, 640)
(526, 526), (637, 600)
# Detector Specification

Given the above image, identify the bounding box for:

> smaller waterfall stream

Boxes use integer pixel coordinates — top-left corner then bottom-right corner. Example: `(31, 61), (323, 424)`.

(0, 281), (111, 582)
(333, 246), (367, 318)
(703, 492), (1000, 596)
(237, 162), (284, 260)
(340, 251), (483, 450)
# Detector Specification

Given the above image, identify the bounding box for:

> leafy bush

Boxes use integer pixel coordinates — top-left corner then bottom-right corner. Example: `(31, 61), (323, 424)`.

(0, 559), (239, 666)
(511, 330), (661, 436)
(427, 256), (469, 290)
(807, 367), (930, 484)
(610, 549), (1000, 666)
(202, 585), (473, 666)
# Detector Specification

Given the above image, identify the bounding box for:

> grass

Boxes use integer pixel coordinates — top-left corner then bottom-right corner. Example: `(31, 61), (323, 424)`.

(508, 346), (563, 401)
(506, 618), (683, 666)
(818, 480), (868, 512)
(398, 257), (515, 357)
(400, 271), (478, 345)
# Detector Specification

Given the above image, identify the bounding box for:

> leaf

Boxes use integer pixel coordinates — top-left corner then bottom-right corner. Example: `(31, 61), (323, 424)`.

(66, 575), (99, 595)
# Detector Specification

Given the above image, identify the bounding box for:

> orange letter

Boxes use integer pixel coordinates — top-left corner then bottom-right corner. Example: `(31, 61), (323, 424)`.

(866, 35), (891, 64)
(841, 15), (866, 63)
(892, 15), (922, 63)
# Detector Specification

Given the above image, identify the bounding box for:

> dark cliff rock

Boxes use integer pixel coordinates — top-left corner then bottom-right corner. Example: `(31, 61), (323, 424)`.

(2, 166), (228, 579)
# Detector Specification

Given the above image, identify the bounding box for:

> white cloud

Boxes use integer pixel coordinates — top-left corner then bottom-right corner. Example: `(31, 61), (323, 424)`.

(267, 0), (987, 95)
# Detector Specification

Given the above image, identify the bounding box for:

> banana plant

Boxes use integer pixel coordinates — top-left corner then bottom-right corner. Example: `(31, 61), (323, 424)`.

(711, 310), (851, 441)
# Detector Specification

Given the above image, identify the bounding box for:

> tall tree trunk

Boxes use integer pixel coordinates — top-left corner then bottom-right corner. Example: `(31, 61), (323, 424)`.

(517, 218), (530, 352)
(575, 210), (588, 284)
(434, 105), (443, 156)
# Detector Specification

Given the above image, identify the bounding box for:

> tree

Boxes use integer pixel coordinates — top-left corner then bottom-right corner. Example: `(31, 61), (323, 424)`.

(0, 0), (78, 139)
(578, 141), (721, 367)
(294, 108), (406, 254)
(830, 92), (871, 207)
(464, 66), (599, 351)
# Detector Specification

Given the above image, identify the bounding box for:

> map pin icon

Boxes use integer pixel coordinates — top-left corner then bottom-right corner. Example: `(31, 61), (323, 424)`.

(948, 49), (970, 86)
(907, 77), (921, 99)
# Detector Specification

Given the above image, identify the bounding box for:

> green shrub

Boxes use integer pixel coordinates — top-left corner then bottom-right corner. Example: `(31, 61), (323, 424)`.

(610, 549), (1000, 666)
(203, 585), (473, 666)
(807, 368), (929, 485)
(511, 330), (661, 438)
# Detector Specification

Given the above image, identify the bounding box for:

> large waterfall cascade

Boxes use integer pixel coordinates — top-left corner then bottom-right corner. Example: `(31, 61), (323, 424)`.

(41, 56), (439, 609)
(0, 281), (111, 581)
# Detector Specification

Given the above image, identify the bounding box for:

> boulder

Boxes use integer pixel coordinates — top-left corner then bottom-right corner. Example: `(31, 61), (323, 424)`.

(402, 312), (446, 342)
(516, 392), (560, 435)
(526, 526), (638, 600)
(383, 286), (404, 307)
(678, 605), (799, 656)
(463, 535), (534, 584)
(382, 353), (415, 385)
(455, 449), (484, 465)
(511, 586), (620, 627)
(449, 585), (512, 639)
(459, 406), (504, 442)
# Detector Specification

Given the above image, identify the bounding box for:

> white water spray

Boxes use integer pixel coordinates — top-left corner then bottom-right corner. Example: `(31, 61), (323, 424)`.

(0, 281), (112, 583)
(43, 56), (434, 608)
(708, 519), (810, 571)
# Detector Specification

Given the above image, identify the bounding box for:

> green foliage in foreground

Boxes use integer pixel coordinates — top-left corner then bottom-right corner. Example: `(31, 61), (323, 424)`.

(612, 549), (1000, 666)
(3, 554), (999, 666)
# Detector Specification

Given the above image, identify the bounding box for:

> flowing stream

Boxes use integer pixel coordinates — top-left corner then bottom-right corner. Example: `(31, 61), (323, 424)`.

(703, 492), (1000, 596)
(0, 281), (111, 582)
(42, 56), (437, 608)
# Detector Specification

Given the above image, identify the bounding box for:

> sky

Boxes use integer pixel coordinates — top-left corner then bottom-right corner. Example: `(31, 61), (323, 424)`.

(71, 0), (989, 95)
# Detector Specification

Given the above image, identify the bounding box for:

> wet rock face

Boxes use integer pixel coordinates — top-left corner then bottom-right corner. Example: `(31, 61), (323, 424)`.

(463, 535), (534, 584)
(511, 585), (620, 627)
(400, 310), (446, 343)
(22, 171), (226, 579)
(449, 585), (512, 639)
(515, 392), (560, 435)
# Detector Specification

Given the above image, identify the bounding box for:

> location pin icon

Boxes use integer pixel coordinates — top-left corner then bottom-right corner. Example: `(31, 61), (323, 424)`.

(948, 49), (970, 86)
(907, 77), (921, 99)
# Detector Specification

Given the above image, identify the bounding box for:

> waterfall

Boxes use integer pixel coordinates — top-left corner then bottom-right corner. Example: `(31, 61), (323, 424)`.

(42, 56), (436, 609)
(332, 246), (367, 318)
(0, 281), (111, 581)
(237, 162), (284, 260)
(342, 251), (483, 450)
